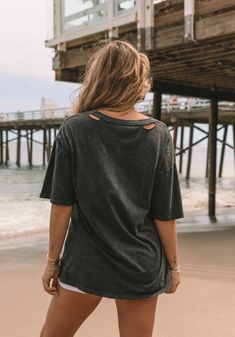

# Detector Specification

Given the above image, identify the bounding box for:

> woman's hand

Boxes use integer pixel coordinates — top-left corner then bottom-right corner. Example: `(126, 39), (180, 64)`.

(164, 271), (181, 294)
(42, 264), (60, 296)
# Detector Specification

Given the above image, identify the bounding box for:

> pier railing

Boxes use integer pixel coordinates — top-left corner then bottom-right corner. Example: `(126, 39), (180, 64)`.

(0, 107), (72, 123)
(1, 100), (235, 124)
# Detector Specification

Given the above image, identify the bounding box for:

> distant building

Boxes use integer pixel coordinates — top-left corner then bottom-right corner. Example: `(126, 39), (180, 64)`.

(40, 97), (58, 110)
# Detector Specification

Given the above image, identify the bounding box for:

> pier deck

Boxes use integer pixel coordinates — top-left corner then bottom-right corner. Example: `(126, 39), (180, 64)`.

(1, 105), (235, 130)
(45, 0), (235, 100)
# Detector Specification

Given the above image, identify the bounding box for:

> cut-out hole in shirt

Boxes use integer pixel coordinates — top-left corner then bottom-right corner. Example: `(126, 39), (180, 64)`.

(89, 113), (101, 121)
(142, 123), (156, 130)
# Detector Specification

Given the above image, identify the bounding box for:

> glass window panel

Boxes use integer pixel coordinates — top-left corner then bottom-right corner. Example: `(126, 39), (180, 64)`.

(118, 0), (136, 11)
(64, 0), (107, 17)
(153, 0), (167, 3)
(63, 0), (107, 31)
(115, 0), (136, 16)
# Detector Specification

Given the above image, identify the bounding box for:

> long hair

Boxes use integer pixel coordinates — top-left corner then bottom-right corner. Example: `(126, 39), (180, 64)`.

(72, 40), (152, 114)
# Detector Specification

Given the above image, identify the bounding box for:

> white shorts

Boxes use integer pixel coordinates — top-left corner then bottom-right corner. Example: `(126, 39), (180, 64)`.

(58, 278), (89, 294)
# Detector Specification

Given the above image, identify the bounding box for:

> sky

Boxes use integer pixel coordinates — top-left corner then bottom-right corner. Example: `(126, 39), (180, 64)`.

(0, 0), (78, 113)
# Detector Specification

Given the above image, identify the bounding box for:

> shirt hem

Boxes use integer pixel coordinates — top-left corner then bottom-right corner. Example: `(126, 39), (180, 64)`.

(153, 214), (184, 221)
(39, 194), (75, 205)
(58, 276), (171, 300)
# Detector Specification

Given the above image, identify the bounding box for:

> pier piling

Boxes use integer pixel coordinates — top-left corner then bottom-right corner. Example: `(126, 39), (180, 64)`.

(0, 130), (3, 165)
(16, 130), (21, 167)
(233, 126), (235, 174)
(43, 129), (46, 166)
(172, 120), (178, 150)
(186, 124), (194, 180)
(179, 126), (184, 173)
(153, 91), (162, 121)
(5, 130), (9, 165)
(219, 125), (228, 178)
(208, 98), (218, 217)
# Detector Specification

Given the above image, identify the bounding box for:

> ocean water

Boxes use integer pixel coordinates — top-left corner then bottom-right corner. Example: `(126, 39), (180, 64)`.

(0, 135), (234, 238)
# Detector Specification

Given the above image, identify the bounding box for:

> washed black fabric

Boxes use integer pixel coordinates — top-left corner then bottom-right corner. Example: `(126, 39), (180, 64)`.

(39, 109), (184, 300)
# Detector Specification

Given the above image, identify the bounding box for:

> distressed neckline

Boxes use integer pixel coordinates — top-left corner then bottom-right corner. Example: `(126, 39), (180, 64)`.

(91, 110), (157, 126)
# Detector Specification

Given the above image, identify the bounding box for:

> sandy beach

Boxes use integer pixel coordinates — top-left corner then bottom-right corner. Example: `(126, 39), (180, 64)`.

(1, 211), (235, 337)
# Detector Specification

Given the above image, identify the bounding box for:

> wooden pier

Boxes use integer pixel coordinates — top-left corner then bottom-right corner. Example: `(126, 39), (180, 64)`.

(0, 104), (234, 179)
(0, 108), (70, 167)
(41, 0), (235, 217)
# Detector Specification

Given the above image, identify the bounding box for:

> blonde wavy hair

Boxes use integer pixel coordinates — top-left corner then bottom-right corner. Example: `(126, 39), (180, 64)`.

(72, 40), (152, 114)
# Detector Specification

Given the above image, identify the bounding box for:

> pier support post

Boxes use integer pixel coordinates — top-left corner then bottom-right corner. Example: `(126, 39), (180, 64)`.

(30, 129), (33, 166)
(46, 129), (51, 162)
(218, 125), (228, 178)
(0, 129), (3, 165)
(43, 129), (46, 166)
(5, 130), (9, 165)
(172, 119), (178, 149)
(179, 126), (184, 173)
(16, 129), (21, 167)
(152, 91), (162, 121)
(48, 128), (52, 158)
(233, 125), (235, 174)
(26, 130), (30, 165)
(208, 98), (218, 217)
(27, 129), (33, 166)
(206, 131), (209, 178)
(186, 124), (194, 180)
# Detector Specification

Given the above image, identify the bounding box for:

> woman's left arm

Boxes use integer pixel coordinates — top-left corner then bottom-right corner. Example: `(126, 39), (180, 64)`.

(42, 204), (73, 296)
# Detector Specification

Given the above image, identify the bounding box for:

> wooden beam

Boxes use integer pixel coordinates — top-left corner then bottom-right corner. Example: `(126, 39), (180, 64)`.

(152, 49), (235, 71)
(155, 9), (183, 30)
(196, 0), (235, 16)
(55, 68), (82, 82)
(57, 46), (100, 69)
(152, 80), (235, 101)
(155, 24), (184, 49)
(196, 10), (235, 41)
(154, 5), (235, 49)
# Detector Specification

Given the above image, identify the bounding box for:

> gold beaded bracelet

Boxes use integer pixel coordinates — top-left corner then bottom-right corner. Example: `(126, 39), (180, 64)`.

(170, 265), (180, 273)
(46, 253), (61, 265)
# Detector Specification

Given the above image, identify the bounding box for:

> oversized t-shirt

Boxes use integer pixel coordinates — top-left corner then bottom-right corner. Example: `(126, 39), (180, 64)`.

(39, 109), (184, 300)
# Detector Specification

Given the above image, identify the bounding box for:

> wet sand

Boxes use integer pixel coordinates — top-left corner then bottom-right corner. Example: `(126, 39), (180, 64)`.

(0, 215), (235, 337)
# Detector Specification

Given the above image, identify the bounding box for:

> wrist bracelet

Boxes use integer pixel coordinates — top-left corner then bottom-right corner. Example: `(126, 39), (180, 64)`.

(171, 268), (180, 273)
(46, 253), (61, 264)
(170, 264), (180, 272)
(46, 265), (60, 271)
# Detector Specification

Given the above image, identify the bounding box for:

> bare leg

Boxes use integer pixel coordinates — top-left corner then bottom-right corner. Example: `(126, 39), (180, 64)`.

(115, 295), (158, 337)
(40, 284), (103, 337)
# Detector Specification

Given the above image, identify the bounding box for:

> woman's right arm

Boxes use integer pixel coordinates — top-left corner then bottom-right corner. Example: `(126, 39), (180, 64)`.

(154, 219), (181, 294)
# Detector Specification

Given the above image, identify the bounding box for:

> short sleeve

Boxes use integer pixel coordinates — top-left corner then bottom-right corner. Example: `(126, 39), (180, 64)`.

(150, 129), (184, 221)
(39, 123), (75, 205)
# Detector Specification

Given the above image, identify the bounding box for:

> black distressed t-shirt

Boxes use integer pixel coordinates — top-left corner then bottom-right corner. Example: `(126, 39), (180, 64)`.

(39, 109), (184, 300)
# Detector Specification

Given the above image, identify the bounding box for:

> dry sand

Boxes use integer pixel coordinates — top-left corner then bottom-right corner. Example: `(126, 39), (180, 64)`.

(0, 215), (235, 337)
